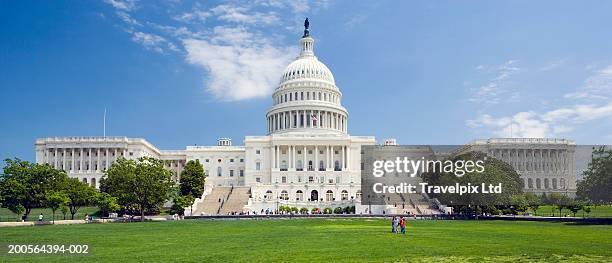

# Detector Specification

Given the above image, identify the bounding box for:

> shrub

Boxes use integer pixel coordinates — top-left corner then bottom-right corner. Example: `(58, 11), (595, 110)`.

(333, 207), (343, 214)
(290, 207), (299, 213)
(343, 206), (351, 214)
(350, 206), (356, 213)
(300, 207), (309, 214)
(323, 208), (332, 214)
(311, 207), (320, 214)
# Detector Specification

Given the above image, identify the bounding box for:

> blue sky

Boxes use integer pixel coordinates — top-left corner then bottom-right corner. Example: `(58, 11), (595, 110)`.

(1, 0), (612, 162)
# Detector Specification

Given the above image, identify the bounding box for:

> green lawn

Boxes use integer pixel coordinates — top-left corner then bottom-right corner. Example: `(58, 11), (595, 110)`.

(0, 207), (99, 222)
(530, 205), (612, 217)
(0, 219), (610, 262)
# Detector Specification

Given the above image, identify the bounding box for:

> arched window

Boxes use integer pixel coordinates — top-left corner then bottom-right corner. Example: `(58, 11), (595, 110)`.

(265, 190), (273, 201)
(544, 178), (550, 189)
(335, 160), (341, 171)
(91, 178), (96, 188)
(341, 190), (348, 200)
(308, 160), (313, 171)
(280, 190), (288, 200)
(356, 190), (362, 200)
(552, 178), (557, 189)
(296, 190), (303, 201)
(528, 178), (533, 189)
(217, 167), (222, 177)
(319, 160), (325, 171)
(536, 178), (541, 189)
(326, 190), (334, 202)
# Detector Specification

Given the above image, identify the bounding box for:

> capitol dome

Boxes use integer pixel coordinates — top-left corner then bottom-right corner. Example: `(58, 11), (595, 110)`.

(267, 19), (348, 135)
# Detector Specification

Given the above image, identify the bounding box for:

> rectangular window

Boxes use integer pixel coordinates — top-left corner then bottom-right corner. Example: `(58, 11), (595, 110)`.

(256, 162), (261, 171)
(281, 176), (287, 183)
(240, 170), (244, 177)
(230, 170), (234, 177)
(256, 177), (261, 183)
(230, 159), (234, 163)
(308, 176), (314, 183)
(240, 159), (244, 162)
(256, 150), (261, 154)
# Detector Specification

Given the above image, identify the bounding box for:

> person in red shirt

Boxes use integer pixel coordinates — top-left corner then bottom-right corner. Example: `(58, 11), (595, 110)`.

(399, 216), (406, 235)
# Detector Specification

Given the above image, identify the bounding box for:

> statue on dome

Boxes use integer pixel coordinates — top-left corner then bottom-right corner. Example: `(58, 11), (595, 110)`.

(303, 18), (310, 37)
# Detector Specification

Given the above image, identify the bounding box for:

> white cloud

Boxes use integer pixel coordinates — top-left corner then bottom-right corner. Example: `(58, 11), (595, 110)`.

(539, 58), (567, 71)
(104, 0), (330, 101)
(184, 36), (295, 101)
(104, 0), (137, 11)
(564, 64), (612, 100)
(468, 60), (520, 105)
(467, 102), (612, 138)
(130, 31), (177, 53)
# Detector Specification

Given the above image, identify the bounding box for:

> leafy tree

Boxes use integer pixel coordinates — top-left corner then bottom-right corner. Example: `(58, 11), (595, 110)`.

(64, 178), (97, 220)
(96, 192), (120, 218)
(60, 205), (69, 220)
(510, 194), (528, 215)
(101, 157), (175, 221)
(0, 158), (67, 220)
(170, 195), (194, 216)
(583, 206), (592, 218)
(566, 200), (584, 217)
(179, 160), (206, 198)
(46, 191), (69, 223)
(549, 193), (571, 217)
(577, 147), (612, 204)
(525, 193), (542, 216)
(421, 152), (524, 213)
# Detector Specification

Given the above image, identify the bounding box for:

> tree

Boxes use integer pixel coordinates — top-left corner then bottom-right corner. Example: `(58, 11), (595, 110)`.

(101, 157), (175, 221)
(510, 194), (528, 215)
(525, 193), (542, 216)
(170, 195), (194, 216)
(0, 158), (67, 220)
(421, 152), (524, 213)
(46, 191), (69, 223)
(96, 192), (120, 218)
(64, 178), (97, 220)
(179, 160), (206, 197)
(549, 193), (571, 217)
(577, 147), (612, 204)
(60, 205), (69, 220)
(566, 200), (584, 217)
(583, 205), (592, 218)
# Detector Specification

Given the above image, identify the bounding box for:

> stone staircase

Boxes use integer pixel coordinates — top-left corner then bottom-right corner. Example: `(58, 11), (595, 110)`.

(193, 187), (231, 215)
(219, 187), (251, 215)
(385, 193), (439, 215)
(192, 186), (251, 215)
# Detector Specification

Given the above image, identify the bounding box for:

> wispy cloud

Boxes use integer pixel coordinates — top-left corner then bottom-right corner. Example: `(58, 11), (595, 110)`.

(468, 61), (612, 139)
(538, 58), (567, 71)
(103, 0), (328, 101)
(564, 64), (612, 100)
(468, 60), (520, 105)
(467, 102), (612, 138)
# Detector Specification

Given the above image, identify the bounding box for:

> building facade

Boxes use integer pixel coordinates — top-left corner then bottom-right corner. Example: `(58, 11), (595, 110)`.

(455, 138), (577, 196)
(35, 25), (376, 213)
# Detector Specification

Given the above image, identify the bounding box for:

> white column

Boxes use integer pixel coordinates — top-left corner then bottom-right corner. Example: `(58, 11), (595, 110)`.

(79, 148), (84, 172)
(342, 146), (345, 170)
(71, 148), (75, 172)
(346, 145), (350, 170)
(88, 148), (92, 172)
(330, 146), (334, 170)
(314, 146), (318, 171)
(97, 149), (101, 171)
(303, 145), (306, 170)
(105, 148), (109, 170)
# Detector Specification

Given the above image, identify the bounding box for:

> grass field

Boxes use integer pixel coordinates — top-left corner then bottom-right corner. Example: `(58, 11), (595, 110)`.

(0, 207), (99, 222)
(0, 219), (610, 262)
(529, 205), (612, 217)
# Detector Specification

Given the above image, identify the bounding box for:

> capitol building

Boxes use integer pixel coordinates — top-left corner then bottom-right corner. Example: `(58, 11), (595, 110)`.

(34, 21), (577, 215)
